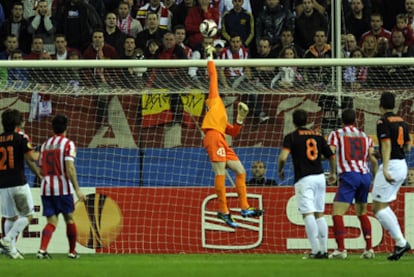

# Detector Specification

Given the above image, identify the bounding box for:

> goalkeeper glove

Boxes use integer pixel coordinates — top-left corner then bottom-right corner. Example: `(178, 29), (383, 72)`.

(237, 102), (249, 124)
(205, 45), (215, 60)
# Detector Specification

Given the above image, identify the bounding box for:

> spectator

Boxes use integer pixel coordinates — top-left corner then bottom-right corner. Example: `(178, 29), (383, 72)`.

(82, 29), (118, 129)
(295, 0), (327, 17)
(28, 0), (56, 54)
(295, 0), (329, 50)
(246, 161), (277, 186)
(24, 35), (44, 59)
(251, 36), (277, 89)
(185, 0), (219, 49)
(135, 11), (167, 52)
(393, 13), (414, 45)
(343, 33), (359, 57)
(376, 36), (390, 57)
(255, 0), (295, 48)
(164, 0), (178, 14)
(0, 2), (4, 27)
(52, 34), (79, 59)
(54, 0), (103, 51)
(143, 38), (161, 58)
(104, 12), (127, 56)
(136, 0), (172, 30)
(189, 36), (215, 85)
(0, 34), (19, 60)
(221, 0), (255, 50)
(219, 33), (269, 123)
(360, 34), (377, 57)
(405, 168), (414, 186)
(303, 29), (336, 134)
(0, 2), (32, 54)
(22, 0), (52, 20)
(343, 48), (368, 91)
(7, 49), (29, 89)
(218, 0), (252, 28)
(151, 31), (189, 125)
(360, 13), (392, 45)
(273, 29), (305, 58)
(117, 1), (143, 38)
(271, 45), (303, 89)
(388, 29), (414, 57)
(119, 35), (143, 89)
(344, 0), (371, 43)
(174, 24), (193, 59)
(172, 0), (195, 29)
(406, 0), (414, 30)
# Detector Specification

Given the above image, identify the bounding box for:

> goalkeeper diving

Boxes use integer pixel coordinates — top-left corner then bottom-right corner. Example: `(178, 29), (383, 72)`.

(201, 46), (263, 228)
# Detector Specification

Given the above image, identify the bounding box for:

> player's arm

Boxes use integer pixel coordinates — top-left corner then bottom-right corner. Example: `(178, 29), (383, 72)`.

(25, 157), (42, 180)
(278, 148), (290, 180)
(327, 154), (337, 185)
(380, 138), (394, 183)
(207, 49), (219, 99)
(368, 146), (378, 177)
(65, 160), (86, 202)
(225, 122), (241, 137)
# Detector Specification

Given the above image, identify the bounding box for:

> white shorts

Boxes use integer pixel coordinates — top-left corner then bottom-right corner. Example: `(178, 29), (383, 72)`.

(0, 184), (34, 218)
(372, 159), (408, 203)
(294, 173), (326, 214)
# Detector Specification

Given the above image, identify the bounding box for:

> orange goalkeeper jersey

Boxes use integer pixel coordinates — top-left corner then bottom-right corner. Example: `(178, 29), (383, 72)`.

(201, 60), (241, 137)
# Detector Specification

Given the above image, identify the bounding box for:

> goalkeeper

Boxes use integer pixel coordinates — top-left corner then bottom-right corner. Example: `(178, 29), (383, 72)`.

(201, 46), (263, 228)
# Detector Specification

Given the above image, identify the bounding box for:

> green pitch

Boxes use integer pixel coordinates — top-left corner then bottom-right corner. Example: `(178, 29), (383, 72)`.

(1, 254), (412, 277)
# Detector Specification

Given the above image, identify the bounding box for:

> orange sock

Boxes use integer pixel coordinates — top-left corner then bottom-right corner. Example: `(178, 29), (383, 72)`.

(215, 175), (229, 214)
(235, 173), (249, 210)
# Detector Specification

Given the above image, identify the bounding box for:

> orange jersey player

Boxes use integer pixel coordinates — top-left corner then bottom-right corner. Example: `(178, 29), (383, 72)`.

(201, 48), (263, 228)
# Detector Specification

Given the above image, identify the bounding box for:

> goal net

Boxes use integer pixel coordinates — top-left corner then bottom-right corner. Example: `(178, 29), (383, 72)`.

(0, 58), (413, 254)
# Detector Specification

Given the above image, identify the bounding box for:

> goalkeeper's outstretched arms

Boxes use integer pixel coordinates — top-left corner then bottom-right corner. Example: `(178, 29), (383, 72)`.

(225, 102), (249, 137)
(206, 46), (219, 99)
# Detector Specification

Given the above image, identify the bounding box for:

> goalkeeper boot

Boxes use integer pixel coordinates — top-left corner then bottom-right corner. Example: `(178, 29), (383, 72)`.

(387, 242), (411, 261)
(241, 207), (264, 218)
(217, 212), (238, 228)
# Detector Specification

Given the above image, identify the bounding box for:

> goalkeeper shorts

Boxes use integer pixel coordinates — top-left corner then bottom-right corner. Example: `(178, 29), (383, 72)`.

(203, 129), (239, 162)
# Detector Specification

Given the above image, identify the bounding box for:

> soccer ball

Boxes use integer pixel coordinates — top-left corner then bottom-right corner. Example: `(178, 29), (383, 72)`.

(199, 19), (218, 38)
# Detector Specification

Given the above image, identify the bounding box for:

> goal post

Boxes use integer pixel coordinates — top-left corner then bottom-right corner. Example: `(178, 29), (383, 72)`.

(0, 58), (413, 254)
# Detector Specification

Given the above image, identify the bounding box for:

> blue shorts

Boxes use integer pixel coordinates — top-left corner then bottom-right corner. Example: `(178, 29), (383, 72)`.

(41, 195), (75, 217)
(334, 172), (372, 204)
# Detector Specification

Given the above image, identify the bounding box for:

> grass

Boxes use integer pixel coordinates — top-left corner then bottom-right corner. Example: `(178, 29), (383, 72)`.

(1, 253), (412, 277)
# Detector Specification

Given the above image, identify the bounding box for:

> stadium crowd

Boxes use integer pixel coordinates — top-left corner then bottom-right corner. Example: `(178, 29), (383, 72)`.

(1, 0), (414, 66)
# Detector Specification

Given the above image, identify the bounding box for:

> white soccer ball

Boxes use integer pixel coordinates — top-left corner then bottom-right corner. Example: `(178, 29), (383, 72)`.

(199, 19), (218, 38)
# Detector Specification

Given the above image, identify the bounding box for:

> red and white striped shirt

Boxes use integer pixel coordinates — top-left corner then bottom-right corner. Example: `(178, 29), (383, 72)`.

(219, 47), (248, 77)
(328, 125), (373, 174)
(39, 135), (76, 196)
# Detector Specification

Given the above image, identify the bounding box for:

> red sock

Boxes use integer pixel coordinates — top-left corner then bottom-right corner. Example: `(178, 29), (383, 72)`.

(67, 223), (77, 254)
(358, 214), (372, 250)
(40, 223), (56, 251)
(333, 215), (346, 251)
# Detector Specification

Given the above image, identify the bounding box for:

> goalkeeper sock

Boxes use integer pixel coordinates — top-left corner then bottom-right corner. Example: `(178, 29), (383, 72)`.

(235, 173), (249, 210)
(358, 214), (372, 250)
(67, 223), (77, 254)
(215, 175), (229, 214)
(40, 223), (56, 251)
(332, 215), (346, 251)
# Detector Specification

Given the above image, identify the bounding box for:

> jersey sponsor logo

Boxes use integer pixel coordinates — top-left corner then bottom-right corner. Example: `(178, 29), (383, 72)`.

(216, 147), (225, 157)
